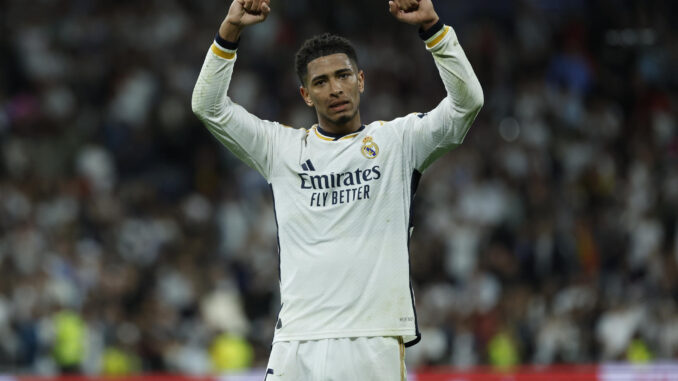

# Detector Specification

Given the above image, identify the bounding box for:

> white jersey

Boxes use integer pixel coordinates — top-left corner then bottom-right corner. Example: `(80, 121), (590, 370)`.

(192, 24), (483, 346)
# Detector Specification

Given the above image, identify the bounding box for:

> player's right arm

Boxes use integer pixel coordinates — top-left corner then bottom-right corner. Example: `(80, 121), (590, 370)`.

(388, 0), (484, 172)
(192, 0), (277, 180)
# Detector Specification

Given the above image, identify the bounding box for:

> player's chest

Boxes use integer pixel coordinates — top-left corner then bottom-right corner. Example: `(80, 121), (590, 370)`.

(299, 133), (383, 170)
(272, 133), (401, 208)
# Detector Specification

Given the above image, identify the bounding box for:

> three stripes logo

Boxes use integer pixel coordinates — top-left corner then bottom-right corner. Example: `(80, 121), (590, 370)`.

(301, 159), (316, 171)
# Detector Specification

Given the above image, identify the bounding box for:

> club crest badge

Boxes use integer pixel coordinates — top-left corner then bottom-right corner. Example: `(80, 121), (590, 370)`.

(361, 136), (379, 159)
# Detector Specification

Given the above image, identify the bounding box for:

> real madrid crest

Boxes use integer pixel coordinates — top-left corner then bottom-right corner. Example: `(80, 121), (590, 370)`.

(361, 136), (379, 159)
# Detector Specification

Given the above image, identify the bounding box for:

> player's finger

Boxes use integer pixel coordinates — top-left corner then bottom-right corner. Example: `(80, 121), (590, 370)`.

(388, 1), (400, 17)
(390, 1), (411, 21)
(261, 1), (271, 15)
(394, 0), (417, 11)
(260, 0), (270, 13)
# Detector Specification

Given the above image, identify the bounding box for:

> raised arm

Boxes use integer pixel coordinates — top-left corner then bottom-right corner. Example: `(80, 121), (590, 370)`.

(389, 0), (484, 172)
(192, 0), (279, 180)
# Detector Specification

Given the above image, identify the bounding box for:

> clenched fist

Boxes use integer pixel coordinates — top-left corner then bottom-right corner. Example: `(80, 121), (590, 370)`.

(392, 0), (419, 12)
(225, 0), (271, 28)
(388, 0), (438, 30)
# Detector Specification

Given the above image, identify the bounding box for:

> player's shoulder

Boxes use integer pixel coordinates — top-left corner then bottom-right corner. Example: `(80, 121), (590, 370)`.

(371, 112), (428, 126)
(365, 112), (427, 132)
(275, 122), (311, 138)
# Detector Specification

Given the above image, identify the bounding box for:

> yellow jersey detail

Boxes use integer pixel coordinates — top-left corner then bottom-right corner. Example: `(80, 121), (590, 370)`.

(426, 26), (450, 49)
(314, 126), (360, 141)
(338, 132), (360, 141)
(314, 127), (334, 141)
(211, 43), (236, 60)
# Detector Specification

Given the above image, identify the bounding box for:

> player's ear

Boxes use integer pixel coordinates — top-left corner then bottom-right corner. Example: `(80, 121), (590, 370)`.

(300, 86), (314, 107)
(358, 70), (365, 94)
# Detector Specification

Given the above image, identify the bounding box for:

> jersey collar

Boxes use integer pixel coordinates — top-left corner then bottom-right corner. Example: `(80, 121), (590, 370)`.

(314, 125), (365, 141)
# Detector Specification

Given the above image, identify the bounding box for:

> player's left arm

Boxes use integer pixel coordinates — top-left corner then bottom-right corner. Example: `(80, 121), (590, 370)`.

(389, 0), (484, 171)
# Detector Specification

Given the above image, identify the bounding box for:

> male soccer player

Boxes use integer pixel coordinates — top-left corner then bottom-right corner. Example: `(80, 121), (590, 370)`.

(192, 0), (483, 379)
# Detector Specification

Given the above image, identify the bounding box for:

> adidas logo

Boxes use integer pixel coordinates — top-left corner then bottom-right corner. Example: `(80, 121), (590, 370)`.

(301, 159), (316, 171)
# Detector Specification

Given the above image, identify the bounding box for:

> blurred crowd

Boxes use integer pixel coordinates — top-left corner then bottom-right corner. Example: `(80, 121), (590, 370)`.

(1, 0), (677, 375)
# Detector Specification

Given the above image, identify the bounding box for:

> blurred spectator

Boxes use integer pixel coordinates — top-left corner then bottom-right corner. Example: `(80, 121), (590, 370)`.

(209, 334), (253, 373)
(52, 311), (86, 373)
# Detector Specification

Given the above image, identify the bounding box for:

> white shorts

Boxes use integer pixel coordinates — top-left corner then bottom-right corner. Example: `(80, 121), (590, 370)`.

(264, 336), (407, 381)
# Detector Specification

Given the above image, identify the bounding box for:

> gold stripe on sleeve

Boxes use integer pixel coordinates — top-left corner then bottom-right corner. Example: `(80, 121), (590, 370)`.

(211, 43), (236, 60)
(426, 26), (450, 49)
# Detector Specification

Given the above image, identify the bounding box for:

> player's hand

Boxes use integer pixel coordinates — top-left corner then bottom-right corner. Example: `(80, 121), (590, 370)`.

(388, 0), (439, 30)
(393, 0), (420, 12)
(225, 0), (271, 28)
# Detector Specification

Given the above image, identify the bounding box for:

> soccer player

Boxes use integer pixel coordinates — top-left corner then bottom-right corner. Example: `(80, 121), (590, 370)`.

(192, 0), (483, 379)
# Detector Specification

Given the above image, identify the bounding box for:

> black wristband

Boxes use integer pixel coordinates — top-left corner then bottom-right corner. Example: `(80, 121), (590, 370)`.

(419, 20), (444, 41)
(215, 32), (239, 50)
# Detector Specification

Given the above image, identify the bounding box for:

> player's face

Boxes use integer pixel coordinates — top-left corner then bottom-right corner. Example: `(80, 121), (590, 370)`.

(300, 53), (365, 132)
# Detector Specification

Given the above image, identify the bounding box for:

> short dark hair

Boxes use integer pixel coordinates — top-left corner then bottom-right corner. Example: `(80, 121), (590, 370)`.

(294, 33), (359, 85)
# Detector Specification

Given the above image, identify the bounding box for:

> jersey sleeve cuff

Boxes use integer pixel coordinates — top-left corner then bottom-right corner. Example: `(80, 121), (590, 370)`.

(421, 22), (451, 49)
(215, 32), (239, 50)
(211, 33), (238, 60)
(419, 20), (444, 41)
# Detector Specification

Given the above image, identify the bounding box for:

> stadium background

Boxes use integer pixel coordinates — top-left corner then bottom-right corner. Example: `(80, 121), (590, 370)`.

(1, 0), (677, 379)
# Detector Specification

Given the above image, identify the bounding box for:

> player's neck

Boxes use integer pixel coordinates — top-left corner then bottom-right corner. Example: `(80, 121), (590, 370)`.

(317, 113), (362, 136)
